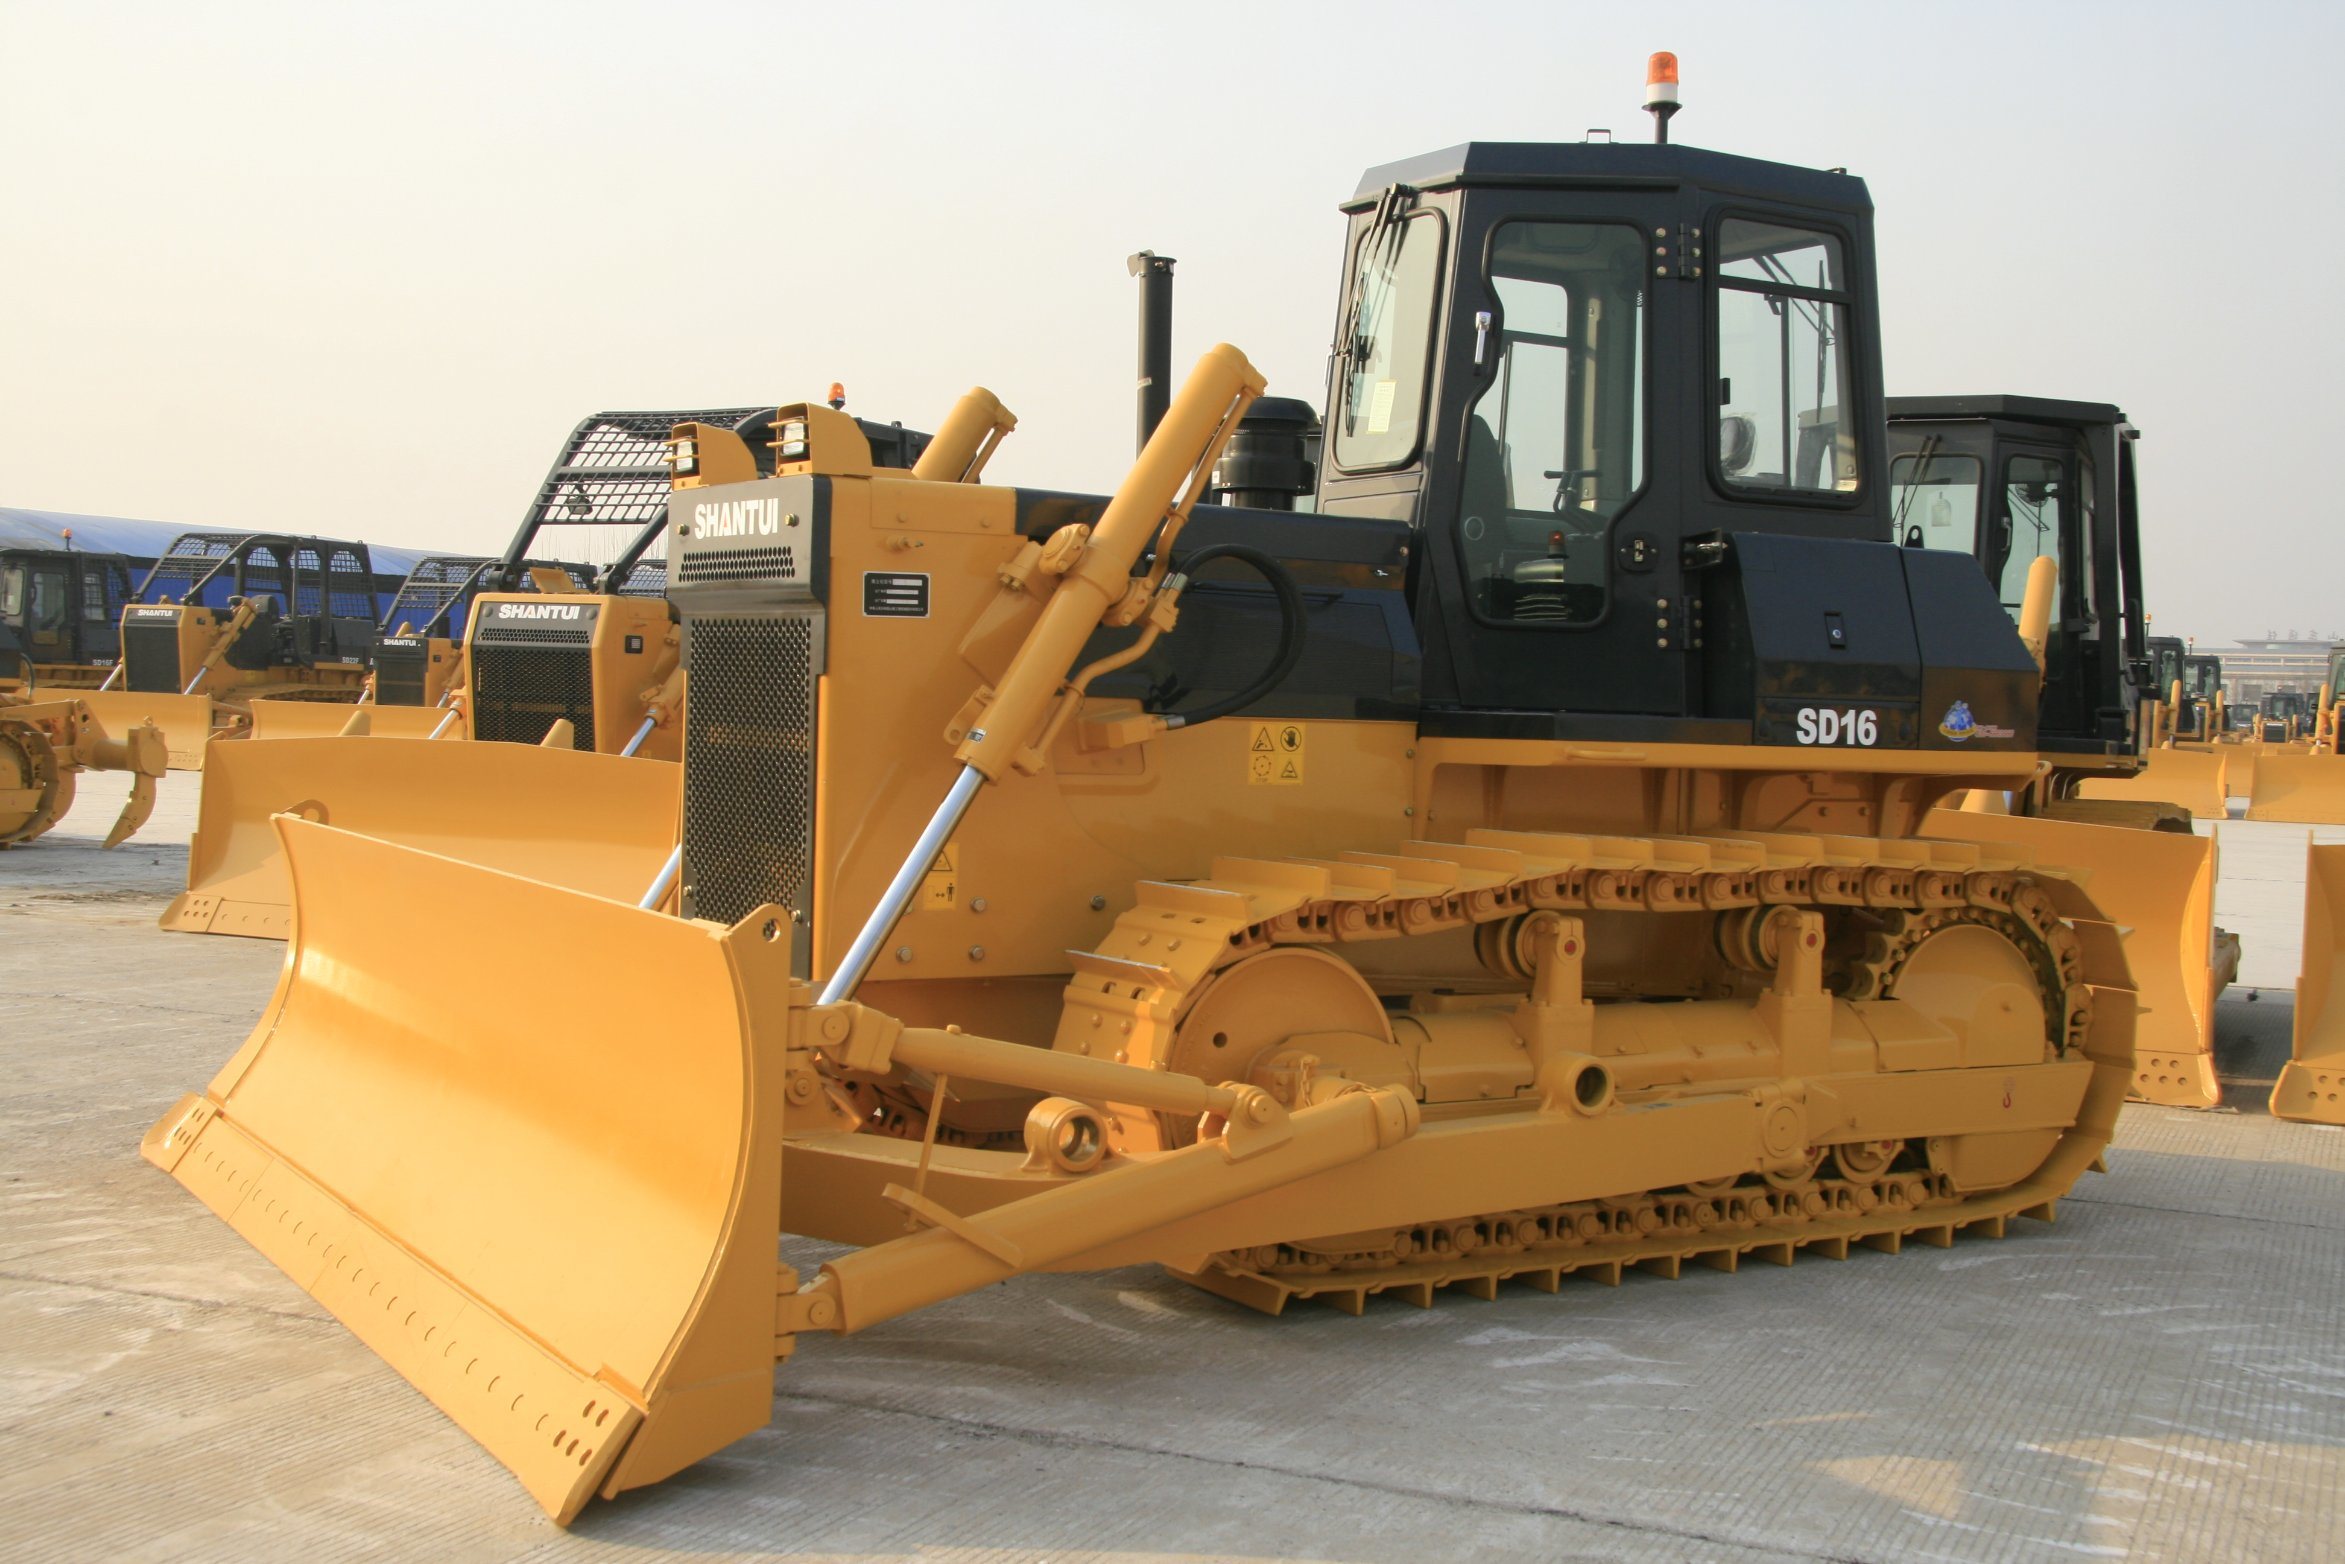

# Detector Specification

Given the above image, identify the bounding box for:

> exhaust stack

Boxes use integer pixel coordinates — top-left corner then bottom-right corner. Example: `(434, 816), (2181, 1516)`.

(1128, 250), (1177, 456)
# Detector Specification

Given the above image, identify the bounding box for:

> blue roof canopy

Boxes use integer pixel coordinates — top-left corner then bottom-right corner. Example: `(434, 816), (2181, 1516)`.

(0, 506), (426, 579)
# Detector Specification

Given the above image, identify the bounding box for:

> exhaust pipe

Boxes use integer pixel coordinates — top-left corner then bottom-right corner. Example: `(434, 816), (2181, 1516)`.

(1128, 250), (1176, 457)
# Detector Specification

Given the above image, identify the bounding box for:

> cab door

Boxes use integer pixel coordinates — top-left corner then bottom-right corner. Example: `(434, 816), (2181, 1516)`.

(1417, 192), (1686, 718)
(24, 560), (71, 662)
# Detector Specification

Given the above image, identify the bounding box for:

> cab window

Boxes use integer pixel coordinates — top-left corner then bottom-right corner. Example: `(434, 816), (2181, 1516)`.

(2075, 451), (2099, 626)
(1995, 454), (2063, 612)
(1456, 221), (1646, 626)
(83, 569), (112, 623)
(1332, 211), (1444, 471)
(26, 565), (68, 634)
(0, 567), (22, 619)
(1890, 450), (1981, 552)
(1714, 220), (1858, 494)
(2155, 644), (2183, 692)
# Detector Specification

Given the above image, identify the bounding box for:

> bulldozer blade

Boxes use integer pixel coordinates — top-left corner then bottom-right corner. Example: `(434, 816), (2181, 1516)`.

(1926, 809), (2225, 1108)
(243, 696), (436, 740)
(2075, 748), (2229, 823)
(142, 817), (797, 1522)
(163, 738), (680, 939)
(2273, 844), (2345, 1124)
(2243, 753), (2345, 824)
(2227, 742), (2260, 799)
(78, 690), (217, 770)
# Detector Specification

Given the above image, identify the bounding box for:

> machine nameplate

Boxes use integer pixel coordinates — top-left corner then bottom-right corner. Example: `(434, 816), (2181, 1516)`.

(863, 572), (929, 618)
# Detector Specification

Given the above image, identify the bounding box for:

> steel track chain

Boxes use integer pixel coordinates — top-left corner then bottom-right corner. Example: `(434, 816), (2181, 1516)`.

(1048, 828), (2118, 1313)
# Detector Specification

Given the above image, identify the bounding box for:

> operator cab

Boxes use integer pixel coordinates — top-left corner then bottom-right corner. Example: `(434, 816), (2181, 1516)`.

(1307, 138), (2033, 751)
(0, 547), (138, 675)
(1886, 397), (2147, 753)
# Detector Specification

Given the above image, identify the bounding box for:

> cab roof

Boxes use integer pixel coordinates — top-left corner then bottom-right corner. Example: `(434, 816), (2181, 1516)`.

(1346, 141), (1870, 215)
(1887, 395), (2131, 432)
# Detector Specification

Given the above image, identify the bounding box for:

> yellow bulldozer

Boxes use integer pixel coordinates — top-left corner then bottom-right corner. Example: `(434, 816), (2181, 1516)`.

(1885, 397), (2239, 1107)
(0, 673), (167, 848)
(2246, 645), (2345, 823)
(162, 403), (975, 938)
(241, 553), (591, 742)
(0, 537), (143, 690)
(2273, 844), (2345, 1124)
(77, 531), (389, 768)
(148, 82), (2145, 1526)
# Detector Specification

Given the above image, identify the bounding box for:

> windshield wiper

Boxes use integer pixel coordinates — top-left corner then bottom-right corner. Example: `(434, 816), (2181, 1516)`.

(1335, 185), (1415, 376)
(1892, 435), (1940, 535)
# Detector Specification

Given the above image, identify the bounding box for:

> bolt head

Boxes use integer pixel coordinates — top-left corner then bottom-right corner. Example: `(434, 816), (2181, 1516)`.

(894, 946), (913, 963)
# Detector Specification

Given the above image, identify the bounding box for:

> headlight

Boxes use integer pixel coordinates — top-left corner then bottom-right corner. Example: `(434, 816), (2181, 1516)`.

(778, 419), (810, 462)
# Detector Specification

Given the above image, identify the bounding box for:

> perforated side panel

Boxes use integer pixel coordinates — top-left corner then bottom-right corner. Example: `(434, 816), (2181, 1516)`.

(472, 644), (596, 748)
(674, 544), (807, 586)
(123, 622), (182, 693)
(373, 644), (430, 706)
(681, 612), (819, 969)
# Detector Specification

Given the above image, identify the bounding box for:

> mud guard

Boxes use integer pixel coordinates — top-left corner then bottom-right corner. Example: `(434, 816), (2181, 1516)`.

(164, 738), (680, 938)
(141, 818), (800, 1521)
(79, 689), (217, 770)
(2272, 844), (2345, 1124)
(2244, 753), (2345, 825)
(1926, 809), (2225, 1108)
(2074, 748), (2228, 823)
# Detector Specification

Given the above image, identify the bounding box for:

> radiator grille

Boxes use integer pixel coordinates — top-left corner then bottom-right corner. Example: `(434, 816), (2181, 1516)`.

(675, 544), (802, 585)
(472, 644), (595, 748)
(373, 644), (430, 706)
(682, 613), (819, 961)
(473, 622), (593, 646)
(123, 622), (182, 693)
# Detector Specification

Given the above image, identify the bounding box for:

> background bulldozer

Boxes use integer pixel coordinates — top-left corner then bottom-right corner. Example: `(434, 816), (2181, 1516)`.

(79, 531), (402, 768)
(242, 553), (588, 741)
(152, 109), (2141, 1526)
(0, 541), (142, 689)
(1887, 397), (2239, 1106)
(161, 402), (966, 938)
(2273, 844), (2345, 1124)
(1, 673), (166, 847)
(2246, 645), (2345, 823)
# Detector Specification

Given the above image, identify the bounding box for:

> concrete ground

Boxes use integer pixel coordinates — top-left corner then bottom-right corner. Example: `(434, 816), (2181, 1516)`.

(4, 773), (2343, 1564)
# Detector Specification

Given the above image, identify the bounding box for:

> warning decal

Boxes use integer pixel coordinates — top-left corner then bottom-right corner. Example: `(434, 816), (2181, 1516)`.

(921, 842), (958, 909)
(1246, 721), (1305, 786)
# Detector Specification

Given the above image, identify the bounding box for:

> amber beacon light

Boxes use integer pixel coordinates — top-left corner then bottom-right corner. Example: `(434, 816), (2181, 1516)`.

(1645, 52), (1681, 142)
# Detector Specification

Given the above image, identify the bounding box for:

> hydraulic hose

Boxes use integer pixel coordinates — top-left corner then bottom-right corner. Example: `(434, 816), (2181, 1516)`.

(1157, 543), (1308, 730)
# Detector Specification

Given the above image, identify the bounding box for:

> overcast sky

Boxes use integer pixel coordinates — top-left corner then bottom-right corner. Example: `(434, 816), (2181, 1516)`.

(4, 1), (2339, 644)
